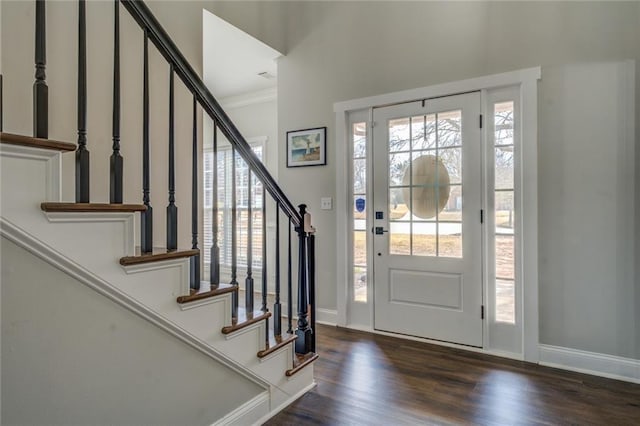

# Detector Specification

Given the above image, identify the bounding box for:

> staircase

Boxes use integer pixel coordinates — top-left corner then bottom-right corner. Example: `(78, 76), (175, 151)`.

(0, 1), (317, 424)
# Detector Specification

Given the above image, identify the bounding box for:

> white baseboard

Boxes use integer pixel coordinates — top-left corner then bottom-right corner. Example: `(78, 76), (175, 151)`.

(316, 308), (338, 326)
(211, 391), (270, 426)
(253, 381), (317, 426)
(279, 303), (338, 327)
(539, 344), (640, 384)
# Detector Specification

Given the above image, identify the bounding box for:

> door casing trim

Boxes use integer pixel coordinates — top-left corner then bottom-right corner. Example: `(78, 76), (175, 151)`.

(334, 66), (541, 362)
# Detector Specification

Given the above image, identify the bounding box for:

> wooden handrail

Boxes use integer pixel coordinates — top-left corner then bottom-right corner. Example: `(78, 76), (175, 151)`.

(120, 0), (301, 227)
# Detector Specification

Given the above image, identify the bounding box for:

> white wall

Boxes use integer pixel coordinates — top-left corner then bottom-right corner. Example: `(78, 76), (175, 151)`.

(220, 94), (278, 179)
(538, 62), (636, 358)
(210, 1), (640, 359)
(1, 237), (263, 425)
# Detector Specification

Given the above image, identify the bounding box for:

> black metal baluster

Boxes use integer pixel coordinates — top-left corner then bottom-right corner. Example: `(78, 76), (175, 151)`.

(76, 0), (90, 203)
(210, 120), (220, 286)
(274, 204), (282, 336)
(245, 169), (254, 312)
(262, 189), (269, 344)
(261, 189), (268, 313)
(166, 66), (177, 250)
(110, 0), (122, 204)
(295, 204), (311, 354)
(34, 0), (48, 139)
(141, 30), (152, 252)
(190, 95), (200, 290)
(287, 217), (293, 334)
(230, 147), (238, 318)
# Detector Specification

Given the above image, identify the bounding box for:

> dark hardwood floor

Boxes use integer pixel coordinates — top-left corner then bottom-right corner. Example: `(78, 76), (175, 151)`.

(266, 324), (640, 425)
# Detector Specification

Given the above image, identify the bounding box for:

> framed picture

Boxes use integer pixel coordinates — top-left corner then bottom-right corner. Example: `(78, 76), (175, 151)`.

(286, 127), (327, 167)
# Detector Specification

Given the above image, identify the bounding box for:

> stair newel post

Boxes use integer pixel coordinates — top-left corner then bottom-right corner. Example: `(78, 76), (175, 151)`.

(273, 204), (282, 336)
(76, 0), (90, 203)
(166, 66), (177, 251)
(261, 188), (268, 313)
(33, 0), (48, 139)
(245, 168), (254, 312)
(190, 95), (200, 291)
(110, 0), (123, 204)
(140, 30), (152, 253)
(209, 120), (220, 286)
(287, 217), (293, 334)
(308, 232), (316, 353)
(295, 204), (312, 354)
(230, 147), (238, 318)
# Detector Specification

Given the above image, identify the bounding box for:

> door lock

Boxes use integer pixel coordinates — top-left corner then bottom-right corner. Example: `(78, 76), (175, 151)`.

(374, 227), (388, 235)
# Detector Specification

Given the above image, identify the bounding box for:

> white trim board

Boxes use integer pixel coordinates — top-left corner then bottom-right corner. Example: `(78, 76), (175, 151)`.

(253, 381), (317, 426)
(211, 390), (270, 426)
(334, 67), (541, 113)
(539, 345), (640, 384)
(316, 308), (338, 326)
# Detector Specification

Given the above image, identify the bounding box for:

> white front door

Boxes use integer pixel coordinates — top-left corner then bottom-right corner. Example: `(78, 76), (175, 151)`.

(372, 92), (483, 347)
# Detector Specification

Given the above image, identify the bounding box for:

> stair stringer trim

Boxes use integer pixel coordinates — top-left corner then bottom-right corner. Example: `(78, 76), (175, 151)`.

(0, 217), (272, 393)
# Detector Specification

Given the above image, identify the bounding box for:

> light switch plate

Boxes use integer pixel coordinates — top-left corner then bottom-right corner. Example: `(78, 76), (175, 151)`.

(320, 197), (333, 210)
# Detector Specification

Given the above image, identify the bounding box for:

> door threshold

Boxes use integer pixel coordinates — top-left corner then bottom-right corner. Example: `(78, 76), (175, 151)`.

(340, 323), (525, 362)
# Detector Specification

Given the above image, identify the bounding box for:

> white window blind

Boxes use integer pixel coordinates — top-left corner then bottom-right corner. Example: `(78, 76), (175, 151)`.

(203, 143), (264, 274)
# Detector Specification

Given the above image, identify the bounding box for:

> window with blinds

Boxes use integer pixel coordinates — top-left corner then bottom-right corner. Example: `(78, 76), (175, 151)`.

(203, 144), (264, 274)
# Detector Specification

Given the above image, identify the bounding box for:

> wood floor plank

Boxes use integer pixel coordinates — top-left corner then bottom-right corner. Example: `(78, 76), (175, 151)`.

(265, 324), (640, 425)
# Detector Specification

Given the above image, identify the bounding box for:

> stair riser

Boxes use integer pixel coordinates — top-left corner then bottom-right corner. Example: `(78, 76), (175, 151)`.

(169, 295), (233, 339)
(1, 145), (62, 215)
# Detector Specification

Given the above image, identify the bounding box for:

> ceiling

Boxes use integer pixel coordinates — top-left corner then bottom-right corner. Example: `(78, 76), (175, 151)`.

(202, 9), (282, 99)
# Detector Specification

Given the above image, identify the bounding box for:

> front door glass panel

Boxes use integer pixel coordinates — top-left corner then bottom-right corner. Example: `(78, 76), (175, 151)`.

(388, 110), (463, 258)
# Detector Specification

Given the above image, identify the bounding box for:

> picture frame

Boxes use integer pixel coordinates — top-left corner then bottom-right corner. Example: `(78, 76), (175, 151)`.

(286, 127), (327, 167)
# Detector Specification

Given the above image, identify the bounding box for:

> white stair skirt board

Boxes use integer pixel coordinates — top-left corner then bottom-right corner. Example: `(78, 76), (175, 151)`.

(211, 391), (270, 426)
(1, 142), (317, 419)
(255, 381), (318, 426)
(539, 345), (640, 384)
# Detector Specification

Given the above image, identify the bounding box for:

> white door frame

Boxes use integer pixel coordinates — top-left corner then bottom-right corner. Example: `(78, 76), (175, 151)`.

(334, 67), (541, 362)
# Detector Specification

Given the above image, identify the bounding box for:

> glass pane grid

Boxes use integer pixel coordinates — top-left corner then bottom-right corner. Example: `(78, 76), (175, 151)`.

(389, 110), (463, 258)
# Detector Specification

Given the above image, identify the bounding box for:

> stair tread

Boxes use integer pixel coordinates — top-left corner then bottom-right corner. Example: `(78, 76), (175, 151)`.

(120, 247), (199, 266)
(1, 132), (76, 151)
(42, 202), (147, 213)
(286, 352), (319, 377)
(221, 307), (271, 335)
(257, 332), (297, 358)
(176, 283), (236, 304)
